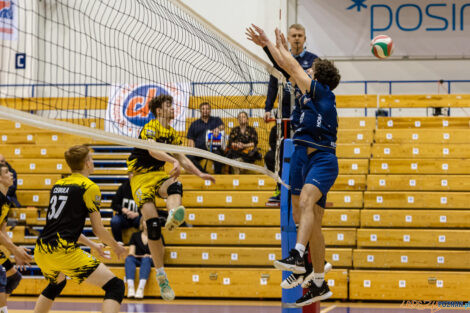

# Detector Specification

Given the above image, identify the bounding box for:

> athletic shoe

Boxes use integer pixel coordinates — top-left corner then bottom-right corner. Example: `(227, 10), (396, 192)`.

(156, 273), (175, 300)
(274, 249), (306, 274)
(281, 272), (305, 289)
(301, 261), (333, 288)
(135, 288), (144, 299)
(165, 205), (186, 231)
(268, 188), (281, 203)
(127, 287), (135, 298)
(295, 281), (332, 307)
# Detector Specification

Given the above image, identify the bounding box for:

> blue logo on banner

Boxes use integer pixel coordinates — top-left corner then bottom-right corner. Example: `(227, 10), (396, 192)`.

(122, 84), (169, 127)
(347, 0), (368, 12)
(15, 53), (25, 69)
(347, 1), (470, 39)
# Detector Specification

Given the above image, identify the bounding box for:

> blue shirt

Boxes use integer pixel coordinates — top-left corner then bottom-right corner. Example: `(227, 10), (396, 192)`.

(293, 80), (338, 153)
(187, 116), (224, 150)
(265, 50), (318, 118)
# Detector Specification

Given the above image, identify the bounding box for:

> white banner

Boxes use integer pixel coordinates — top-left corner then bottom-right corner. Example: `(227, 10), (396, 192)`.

(105, 83), (190, 138)
(298, 0), (470, 58)
(0, 0), (17, 40)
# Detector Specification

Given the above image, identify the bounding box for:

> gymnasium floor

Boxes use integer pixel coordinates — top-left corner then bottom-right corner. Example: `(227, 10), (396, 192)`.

(6, 297), (467, 313)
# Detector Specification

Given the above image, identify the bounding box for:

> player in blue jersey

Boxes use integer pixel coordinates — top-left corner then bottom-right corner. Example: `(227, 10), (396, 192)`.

(247, 25), (340, 306)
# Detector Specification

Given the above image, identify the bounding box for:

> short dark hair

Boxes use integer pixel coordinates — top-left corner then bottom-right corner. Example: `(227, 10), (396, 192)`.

(313, 58), (341, 91)
(199, 102), (210, 110)
(0, 163), (8, 174)
(149, 94), (173, 116)
(64, 145), (90, 171)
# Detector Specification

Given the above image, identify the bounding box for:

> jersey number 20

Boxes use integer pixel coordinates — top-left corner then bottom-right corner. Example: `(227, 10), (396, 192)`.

(48, 195), (68, 220)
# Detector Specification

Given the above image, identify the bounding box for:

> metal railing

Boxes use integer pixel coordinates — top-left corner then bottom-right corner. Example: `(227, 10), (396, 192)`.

(1, 80), (470, 97)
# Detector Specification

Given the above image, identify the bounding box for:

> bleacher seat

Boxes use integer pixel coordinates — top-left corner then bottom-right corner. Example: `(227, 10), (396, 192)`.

(349, 270), (470, 301)
(375, 129), (470, 144)
(361, 210), (470, 228)
(14, 267), (348, 299)
(377, 117), (470, 129)
(353, 249), (470, 270)
(369, 159), (470, 174)
(357, 229), (470, 248)
(367, 174), (470, 191)
(372, 144), (470, 158)
(364, 191), (470, 209)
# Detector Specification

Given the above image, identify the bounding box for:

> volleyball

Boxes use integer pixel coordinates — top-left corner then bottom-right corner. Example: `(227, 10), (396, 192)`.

(371, 35), (393, 59)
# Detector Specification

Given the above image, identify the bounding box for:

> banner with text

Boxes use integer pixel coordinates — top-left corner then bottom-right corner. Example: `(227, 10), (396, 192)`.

(299, 0), (470, 58)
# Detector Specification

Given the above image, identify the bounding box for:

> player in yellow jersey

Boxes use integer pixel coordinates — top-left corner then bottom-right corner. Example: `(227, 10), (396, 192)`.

(33, 145), (127, 313)
(0, 163), (33, 313)
(127, 94), (216, 300)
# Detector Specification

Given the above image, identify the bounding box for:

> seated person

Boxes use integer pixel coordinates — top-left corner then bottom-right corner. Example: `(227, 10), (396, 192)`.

(226, 111), (261, 173)
(187, 102), (225, 174)
(110, 173), (141, 243)
(0, 154), (20, 207)
(125, 220), (153, 299)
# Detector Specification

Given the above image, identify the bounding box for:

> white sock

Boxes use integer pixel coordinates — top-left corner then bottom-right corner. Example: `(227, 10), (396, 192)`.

(0, 306), (8, 313)
(295, 243), (306, 257)
(127, 279), (135, 290)
(156, 267), (165, 275)
(138, 279), (147, 290)
(313, 272), (324, 287)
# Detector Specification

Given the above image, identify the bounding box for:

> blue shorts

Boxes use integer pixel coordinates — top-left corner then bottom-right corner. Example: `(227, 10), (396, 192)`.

(302, 150), (339, 208)
(0, 266), (6, 293)
(289, 145), (308, 195)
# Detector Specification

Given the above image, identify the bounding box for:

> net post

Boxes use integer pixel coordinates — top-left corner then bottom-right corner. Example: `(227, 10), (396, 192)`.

(280, 139), (301, 313)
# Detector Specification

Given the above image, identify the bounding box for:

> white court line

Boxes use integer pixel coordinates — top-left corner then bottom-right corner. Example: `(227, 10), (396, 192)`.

(320, 304), (337, 313)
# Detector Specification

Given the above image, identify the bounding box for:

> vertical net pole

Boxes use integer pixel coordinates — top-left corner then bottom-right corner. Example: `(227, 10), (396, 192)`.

(280, 139), (300, 313)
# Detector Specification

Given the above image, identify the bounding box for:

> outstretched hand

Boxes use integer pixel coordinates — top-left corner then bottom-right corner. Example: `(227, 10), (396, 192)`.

(275, 28), (288, 51)
(246, 24), (269, 47)
(200, 173), (216, 184)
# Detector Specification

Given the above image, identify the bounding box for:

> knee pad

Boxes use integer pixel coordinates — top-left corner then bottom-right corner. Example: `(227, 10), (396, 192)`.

(167, 181), (183, 197)
(41, 279), (66, 300)
(102, 277), (124, 304)
(6, 271), (21, 294)
(146, 217), (165, 240)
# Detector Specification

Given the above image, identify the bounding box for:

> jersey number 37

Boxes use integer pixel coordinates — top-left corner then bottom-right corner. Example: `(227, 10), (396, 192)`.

(48, 195), (68, 220)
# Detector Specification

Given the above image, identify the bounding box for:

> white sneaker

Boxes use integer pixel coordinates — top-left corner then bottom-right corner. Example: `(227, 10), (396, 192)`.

(135, 288), (144, 299)
(165, 206), (186, 231)
(157, 273), (175, 300)
(127, 287), (135, 298)
(280, 273), (305, 289)
(301, 261), (333, 288)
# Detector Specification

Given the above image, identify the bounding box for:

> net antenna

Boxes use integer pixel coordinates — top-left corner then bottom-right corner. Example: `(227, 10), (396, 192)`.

(0, 0), (286, 183)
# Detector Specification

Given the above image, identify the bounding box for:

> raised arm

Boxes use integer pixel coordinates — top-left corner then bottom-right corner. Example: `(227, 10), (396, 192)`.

(273, 28), (312, 93)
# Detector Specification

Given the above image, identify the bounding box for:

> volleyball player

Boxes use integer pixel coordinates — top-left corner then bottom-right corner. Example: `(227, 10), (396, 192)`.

(247, 27), (333, 290)
(247, 25), (341, 305)
(0, 163), (33, 313)
(127, 94), (216, 300)
(33, 145), (127, 313)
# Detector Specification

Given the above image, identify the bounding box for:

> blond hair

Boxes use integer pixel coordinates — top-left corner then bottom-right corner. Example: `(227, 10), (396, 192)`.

(64, 145), (90, 171)
(289, 24), (305, 33)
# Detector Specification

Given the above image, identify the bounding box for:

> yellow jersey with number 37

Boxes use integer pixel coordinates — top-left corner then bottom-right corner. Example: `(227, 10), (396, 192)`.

(37, 173), (101, 252)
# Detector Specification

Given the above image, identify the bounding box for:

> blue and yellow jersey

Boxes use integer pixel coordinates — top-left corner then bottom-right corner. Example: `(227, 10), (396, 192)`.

(127, 119), (182, 174)
(37, 173), (101, 252)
